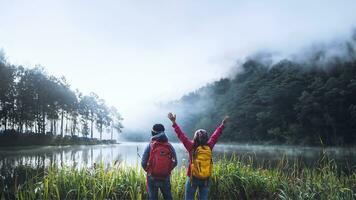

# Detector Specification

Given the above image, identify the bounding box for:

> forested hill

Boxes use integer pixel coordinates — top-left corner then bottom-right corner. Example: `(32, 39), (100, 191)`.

(168, 37), (356, 146)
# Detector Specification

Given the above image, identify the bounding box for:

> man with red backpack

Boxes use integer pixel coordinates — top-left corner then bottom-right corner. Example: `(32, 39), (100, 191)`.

(141, 124), (177, 200)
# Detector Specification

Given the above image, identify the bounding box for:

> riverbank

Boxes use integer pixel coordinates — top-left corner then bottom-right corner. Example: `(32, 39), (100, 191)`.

(0, 131), (116, 147)
(1, 156), (355, 200)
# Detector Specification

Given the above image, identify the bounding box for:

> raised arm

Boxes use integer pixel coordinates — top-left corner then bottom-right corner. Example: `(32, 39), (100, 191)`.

(168, 113), (193, 151)
(208, 116), (229, 149)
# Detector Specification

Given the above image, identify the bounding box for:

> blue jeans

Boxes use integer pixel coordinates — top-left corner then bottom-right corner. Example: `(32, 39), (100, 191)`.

(147, 175), (173, 200)
(185, 177), (210, 200)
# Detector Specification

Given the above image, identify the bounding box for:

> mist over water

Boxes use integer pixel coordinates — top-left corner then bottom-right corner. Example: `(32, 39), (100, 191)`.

(1, 143), (355, 173)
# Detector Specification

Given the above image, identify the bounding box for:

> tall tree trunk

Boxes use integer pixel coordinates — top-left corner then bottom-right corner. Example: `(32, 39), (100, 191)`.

(100, 124), (102, 140)
(65, 114), (68, 136)
(91, 119), (94, 139)
(4, 115), (7, 131)
(70, 120), (73, 136)
(35, 118), (38, 133)
(50, 120), (53, 134)
(19, 109), (24, 133)
(11, 118), (15, 130)
(19, 122), (23, 133)
(36, 113), (39, 134)
(53, 119), (57, 135)
(70, 117), (73, 136)
(61, 110), (64, 137)
(72, 118), (77, 137)
(42, 110), (46, 134)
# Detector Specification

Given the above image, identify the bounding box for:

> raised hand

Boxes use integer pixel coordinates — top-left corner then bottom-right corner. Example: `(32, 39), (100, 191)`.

(168, 112), (176, 123)
(222, 116), (229, 125)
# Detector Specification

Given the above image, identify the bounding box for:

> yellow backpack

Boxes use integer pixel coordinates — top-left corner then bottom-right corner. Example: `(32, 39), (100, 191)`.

(191, 145), (213, 179)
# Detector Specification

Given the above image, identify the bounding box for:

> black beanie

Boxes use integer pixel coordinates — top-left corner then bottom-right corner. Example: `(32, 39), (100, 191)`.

(152, 124), (165, 136)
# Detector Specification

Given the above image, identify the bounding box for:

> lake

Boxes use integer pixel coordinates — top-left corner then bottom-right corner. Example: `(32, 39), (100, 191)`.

(1, 142), (355, 173)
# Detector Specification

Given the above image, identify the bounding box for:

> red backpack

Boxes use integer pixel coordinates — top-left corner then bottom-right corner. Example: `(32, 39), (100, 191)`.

(146, 141), (175, 179)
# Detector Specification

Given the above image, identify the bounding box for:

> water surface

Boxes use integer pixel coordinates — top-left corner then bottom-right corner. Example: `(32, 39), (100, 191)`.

(1, 142), (355, 172)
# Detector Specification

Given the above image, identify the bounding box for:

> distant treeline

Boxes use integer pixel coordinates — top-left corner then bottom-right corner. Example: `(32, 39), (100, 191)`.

(169, 33), (356, 146)
(0, 52), (123, 143)
(0, 130), (116, 147)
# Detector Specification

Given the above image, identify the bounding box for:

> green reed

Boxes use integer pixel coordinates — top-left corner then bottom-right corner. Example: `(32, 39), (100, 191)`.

(4, 155), (355, 200)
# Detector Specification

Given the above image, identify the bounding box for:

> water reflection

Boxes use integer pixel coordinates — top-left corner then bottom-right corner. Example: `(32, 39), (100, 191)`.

(0, 145), (124, 170)
(212, 144), (356, 172)
(0, 143), (355, 172)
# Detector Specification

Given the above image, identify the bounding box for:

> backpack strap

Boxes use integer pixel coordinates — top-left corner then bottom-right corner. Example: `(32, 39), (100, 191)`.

(190, 145), (198, 186)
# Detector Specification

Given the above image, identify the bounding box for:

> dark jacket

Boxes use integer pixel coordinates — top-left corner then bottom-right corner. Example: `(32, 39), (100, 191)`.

(141, 132), (178, 171)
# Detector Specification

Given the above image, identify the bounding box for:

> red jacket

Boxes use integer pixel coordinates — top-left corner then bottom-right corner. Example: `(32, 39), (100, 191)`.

(172, 122), (224, 177)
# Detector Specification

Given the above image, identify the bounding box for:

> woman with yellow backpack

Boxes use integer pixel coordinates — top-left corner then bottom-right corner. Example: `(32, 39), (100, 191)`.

(167, 113), (229, 200)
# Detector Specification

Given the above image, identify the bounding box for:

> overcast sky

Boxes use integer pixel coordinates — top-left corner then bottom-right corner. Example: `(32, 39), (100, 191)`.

(1, 0), (356, 133)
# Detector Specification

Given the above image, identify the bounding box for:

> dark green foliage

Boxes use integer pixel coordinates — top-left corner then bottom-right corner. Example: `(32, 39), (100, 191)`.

(172, 48), (356, 146)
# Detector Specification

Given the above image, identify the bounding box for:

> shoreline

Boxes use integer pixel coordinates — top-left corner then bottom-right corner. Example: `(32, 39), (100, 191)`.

(1, 141), (355, 149)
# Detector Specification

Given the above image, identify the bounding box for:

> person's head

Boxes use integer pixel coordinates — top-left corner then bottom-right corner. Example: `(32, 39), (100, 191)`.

(193, 129), (209, 147)
(151, 124), (165, 136)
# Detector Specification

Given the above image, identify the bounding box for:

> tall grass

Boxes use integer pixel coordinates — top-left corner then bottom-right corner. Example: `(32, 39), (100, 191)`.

(2, 155), (355, 200)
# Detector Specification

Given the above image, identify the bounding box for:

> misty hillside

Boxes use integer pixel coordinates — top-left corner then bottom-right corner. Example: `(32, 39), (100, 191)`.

(168, 32), (356, 146)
